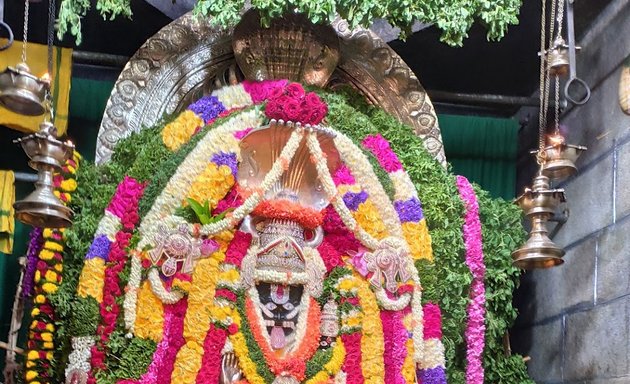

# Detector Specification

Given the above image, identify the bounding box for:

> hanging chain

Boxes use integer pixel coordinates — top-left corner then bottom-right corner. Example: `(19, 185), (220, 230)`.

(556, 0), (566, 40)
(537, 0), (548, 162)
(554, 74), (560, 135)
(21, 0), (29, 63)
(45, 0), (56, 122)
(553, 0), (566, 136)
(47, 0), (55, 77)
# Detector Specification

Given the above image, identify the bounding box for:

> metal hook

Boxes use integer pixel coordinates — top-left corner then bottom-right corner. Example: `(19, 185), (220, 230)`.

(0, 0), (14, 51)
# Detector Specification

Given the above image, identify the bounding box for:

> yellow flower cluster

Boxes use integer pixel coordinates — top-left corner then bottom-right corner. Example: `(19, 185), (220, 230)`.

(354, 200), (388, 241)
(171, 253), (224, 383)
(77, 258), (106, 302)
(135, 281), (165, 342)
(162, 110), (205, 151)
(355, 276), (385, 384)
(186, 163), (235, 211)
(337, 276), (362, 332)
(229, 308), (266, 384)
(401, 221), (433, 261)
(304, 337), (346, 384)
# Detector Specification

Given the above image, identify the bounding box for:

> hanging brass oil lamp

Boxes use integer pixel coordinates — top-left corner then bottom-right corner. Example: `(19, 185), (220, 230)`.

(13, 121), (75, 228)
(0, 0), (49, 116)
(512, 173), (566, 268)
(547, 36), (570, 77)
(537, 134), (587, 181)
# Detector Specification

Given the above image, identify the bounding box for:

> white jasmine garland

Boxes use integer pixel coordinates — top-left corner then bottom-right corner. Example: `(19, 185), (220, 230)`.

(420, 338), (446, 369)
(373, 288), (412, 310)
(253, 270), (310, 286)
(305, 132), (379, 250)
(148, 268), (185, 304)
(389, 170), (418, 202)
(332, 133), (403, 238)
(65, 336), (95, 379)
(212, 83), (253, 110)
(411, 285), (424, 363)
(123, 252), (143, 332)
(95, 210), (122, 241)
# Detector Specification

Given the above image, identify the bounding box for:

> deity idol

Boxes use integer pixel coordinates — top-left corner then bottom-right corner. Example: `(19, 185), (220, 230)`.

(61, 10), (448, 384)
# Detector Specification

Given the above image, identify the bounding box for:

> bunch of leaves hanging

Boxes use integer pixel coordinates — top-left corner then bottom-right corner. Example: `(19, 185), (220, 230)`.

(56, 0), (521, 46)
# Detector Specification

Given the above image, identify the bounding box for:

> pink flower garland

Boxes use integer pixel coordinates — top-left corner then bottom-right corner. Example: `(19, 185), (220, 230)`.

(89, 178), (146, 384)
(117, 299), (188, 384)
(195, 324), (228, 383)
(341, 332), (364, 384)
(361, 134), (403, 173)
(456, 176), (486, 384)
(380, 310), (408, 384)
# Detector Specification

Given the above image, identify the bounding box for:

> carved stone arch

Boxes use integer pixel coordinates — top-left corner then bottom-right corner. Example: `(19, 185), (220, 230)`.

(96, 13), (445, 165)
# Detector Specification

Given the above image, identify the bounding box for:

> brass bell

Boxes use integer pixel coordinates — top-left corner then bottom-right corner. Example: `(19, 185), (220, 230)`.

(512, 213), (565, 269)
(547, 36), (570, 77)
(13, 121), (75, 228)
(0, 62), (50, 116)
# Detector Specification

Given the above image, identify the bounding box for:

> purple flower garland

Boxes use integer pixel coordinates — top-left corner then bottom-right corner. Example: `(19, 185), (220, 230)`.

(22, 227), (44, 298)
(456, 176), (487, 384)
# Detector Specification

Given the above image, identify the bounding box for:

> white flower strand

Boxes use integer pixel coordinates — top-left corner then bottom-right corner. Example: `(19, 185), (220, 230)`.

(198, 126), (306, 237)
(95, 211), (122, 241)
(148, 268), (185, 304)
(373, 288), (412, 311)
(332, 133), (403, 238)
(390, 170), (418, 202)
(305, 132), (378, 250)
(123, 252), (142, 333)
(64, 336), (95, 379)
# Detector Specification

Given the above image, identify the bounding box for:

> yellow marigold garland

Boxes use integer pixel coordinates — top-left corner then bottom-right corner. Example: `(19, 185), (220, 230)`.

(355, 275), (385, 384)
(134, 280), (166, 342)
(170, 251), (225, 382)
(162, 110), (205, 151)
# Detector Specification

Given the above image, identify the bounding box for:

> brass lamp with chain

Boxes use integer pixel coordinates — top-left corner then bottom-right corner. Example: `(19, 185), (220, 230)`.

(0, 0), (50, 116)
(512, 0), (586, 269)
(13, 0), (75, 228)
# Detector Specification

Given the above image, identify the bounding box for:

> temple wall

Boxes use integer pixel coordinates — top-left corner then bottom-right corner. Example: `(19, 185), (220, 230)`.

(513, 1), (630, 383)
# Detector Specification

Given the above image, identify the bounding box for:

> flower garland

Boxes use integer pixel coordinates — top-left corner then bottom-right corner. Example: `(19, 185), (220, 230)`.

(381, 309), (408, 384)
(186, 155), (236, 211)
(117, 298), (188, 384)
(362, 134), (433, 261)
(456, 176), (487, 384)
(89, 177), (146, 382)
(22, 227), (43, 298)
(170, 250), (226, 383)
(417, 303), (447, 384)
(25, 151), (80, 384)
(353, 276), (385, 384)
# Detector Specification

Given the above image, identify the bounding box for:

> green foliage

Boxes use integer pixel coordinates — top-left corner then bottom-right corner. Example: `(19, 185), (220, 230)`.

(94, 332), (157, 384)
(57, 0), (521, 47)
(66, 296), (100, 337)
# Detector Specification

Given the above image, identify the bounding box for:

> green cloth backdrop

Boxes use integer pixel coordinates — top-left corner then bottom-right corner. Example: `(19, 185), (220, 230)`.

(439, 114), (519, 200)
